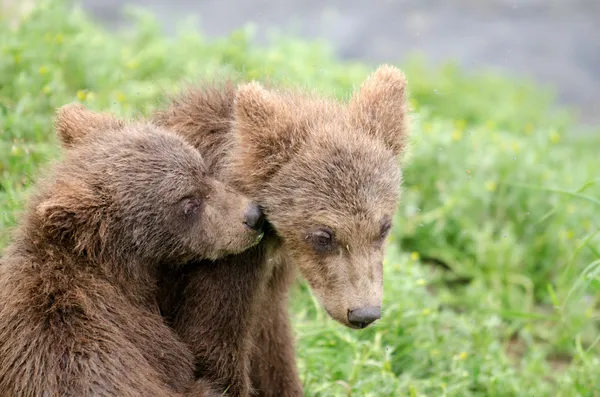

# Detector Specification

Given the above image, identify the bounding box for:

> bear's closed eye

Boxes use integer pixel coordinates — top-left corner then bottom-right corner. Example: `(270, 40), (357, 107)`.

(181, 197), (203, 216)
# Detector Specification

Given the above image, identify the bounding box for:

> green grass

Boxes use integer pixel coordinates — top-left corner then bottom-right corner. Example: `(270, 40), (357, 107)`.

(1, 0), (599, 395)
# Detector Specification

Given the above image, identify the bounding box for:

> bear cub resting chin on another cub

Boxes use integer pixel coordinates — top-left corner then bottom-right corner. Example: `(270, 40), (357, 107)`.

(0, 104), (265, 397)
(0, 63), (410, 397)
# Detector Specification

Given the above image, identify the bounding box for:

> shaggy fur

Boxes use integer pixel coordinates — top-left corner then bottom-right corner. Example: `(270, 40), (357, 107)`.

(0, 105), (265, 397)
(152, 65), (410, 396)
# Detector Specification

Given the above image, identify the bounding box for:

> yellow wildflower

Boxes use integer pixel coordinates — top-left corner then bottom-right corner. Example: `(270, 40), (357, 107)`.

(524, 122), (534, 135)
(77, 90), (87, 101)
(39, 66), (49, 75)
(585, 307), (593, 318)
(563, 230), (574, 240)
(485, 181), (497, 192)
(410, 251), (420, 261)
(116, 91), (126, 103)
(126, 59), (139, 70)
(451, 129), (463, 141)
(409, 98), (419, 111)
(485, 120), (496, 130)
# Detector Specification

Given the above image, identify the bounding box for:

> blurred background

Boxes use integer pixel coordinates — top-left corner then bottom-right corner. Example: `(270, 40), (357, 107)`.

(80, 0), (600, 126)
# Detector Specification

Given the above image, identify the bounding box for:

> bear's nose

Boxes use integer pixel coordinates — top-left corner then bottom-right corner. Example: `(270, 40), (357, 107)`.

(243, 203), (265, 231)
(347, 306), (381, 328)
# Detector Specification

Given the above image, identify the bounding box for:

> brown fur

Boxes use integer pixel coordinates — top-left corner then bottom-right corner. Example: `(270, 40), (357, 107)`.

(0, 104), (265, 397)
(152, 65), (410, 396)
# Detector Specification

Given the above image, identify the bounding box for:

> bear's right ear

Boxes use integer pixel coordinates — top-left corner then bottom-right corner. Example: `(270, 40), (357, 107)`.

(55, 103), (125, 149)
(230, 82), (302, 192)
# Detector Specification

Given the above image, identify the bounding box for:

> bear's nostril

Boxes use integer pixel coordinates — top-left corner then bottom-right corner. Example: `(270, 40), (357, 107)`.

(243, 203), (264, 231)
(347, 306), (381, 328)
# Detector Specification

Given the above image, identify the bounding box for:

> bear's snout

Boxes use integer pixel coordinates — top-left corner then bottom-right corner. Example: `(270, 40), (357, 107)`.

(243, 203), (265, 231)
(347, 306), (381, 329)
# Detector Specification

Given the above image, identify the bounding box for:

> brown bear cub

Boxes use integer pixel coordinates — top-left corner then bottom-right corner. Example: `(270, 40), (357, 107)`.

(0, 104), (265, 397)
(152, 65), (410, 396)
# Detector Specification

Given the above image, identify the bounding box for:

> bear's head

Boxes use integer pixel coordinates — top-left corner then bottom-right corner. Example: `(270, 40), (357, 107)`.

(228, 65), (409, 329)
(34, 104), (265, 268)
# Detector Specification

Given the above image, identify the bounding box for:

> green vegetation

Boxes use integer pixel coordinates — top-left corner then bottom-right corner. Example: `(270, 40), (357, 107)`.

(1, 1), (599, 395)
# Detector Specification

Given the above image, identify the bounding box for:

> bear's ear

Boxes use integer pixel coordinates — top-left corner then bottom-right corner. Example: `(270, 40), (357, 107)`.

(348, 64), (410, 156)
(233, 81), (278, 137)
(35, 181), (105, 250)
(230, 81), (302, 191)
(55, 103), (125, 149)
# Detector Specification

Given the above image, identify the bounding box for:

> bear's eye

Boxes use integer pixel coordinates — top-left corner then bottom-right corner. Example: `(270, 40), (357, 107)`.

(181, 197), (203, 217)
(307, 227), (336, 254)
(378, 217), (392, 242)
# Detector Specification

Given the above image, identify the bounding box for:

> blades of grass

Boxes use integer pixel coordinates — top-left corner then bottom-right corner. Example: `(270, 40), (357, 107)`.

(507, 273), (535, 312)
(562, 259), (600, 310)
(547, 283), (560, 308)
(479, 308), (553, 321)
(405, 195), (461, 226)
(504, 181), (600, 207)
(585, 334), (600, 354)
(585, 238), (600, 259)
(560, 230), (600, 284)
(533, 179), (600, 225)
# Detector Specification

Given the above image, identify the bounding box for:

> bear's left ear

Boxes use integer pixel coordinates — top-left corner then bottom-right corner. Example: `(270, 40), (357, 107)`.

(35, 180), (106, 251)
(55, 103), (125, 149)
(348, 65), (410, 156)
(230, 81), (304, 192)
